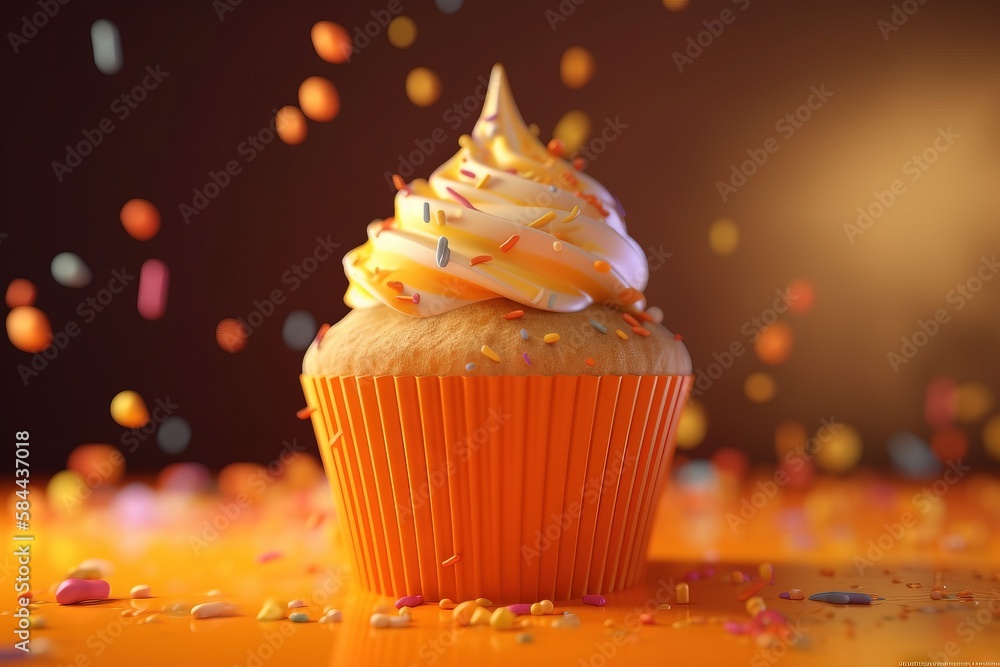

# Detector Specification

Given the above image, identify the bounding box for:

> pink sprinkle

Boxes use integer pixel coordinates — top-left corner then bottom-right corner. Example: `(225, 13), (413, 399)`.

(395, 594), (423, 609)
(460, 169), (476, 178)
(56, 578), (110, 605)
(639, 613), (655, 625)
(412, 293), (420, 304)
(522, 352), (531, 365)
(137, 258), (169, 321)
(256, 550), (283, 564)
(507, 604), (532, 615)
(582, 595), (606, 607)
(724, 621), (748, 635)
(445, 187), (476, 210)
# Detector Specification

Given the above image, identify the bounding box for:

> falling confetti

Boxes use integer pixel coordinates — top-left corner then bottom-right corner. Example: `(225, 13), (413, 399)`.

(929, 426), (968, 462)
(676, 399), (707, 449)
(137, 258), (169, 321)
(553, 110), (592, 155)
(298, 76), (340, 122)
(754, 322), (794, 365)
(924, 377), (957, 428)
(787, 278), (817, 314)
(90, 19), (123, 75)
(157, 417), (192, 455)
(774, 420), (808, 458)
(282, 310), (318, 351)
(744, 372), (777, 404)
(120, 198), (161, 240)
(216, 318), (249, 353)
(6, 306), (52, 353)
(311, 22), (352, 63)
(276, 106), (308, 145)
(5, 278), (37, 308)
(814, 422), (862, 474)
(708, 218), (739, 256)
(434, 0), (464, 14)
(67, 444), (125, 485)
(405, 67), (442, 107)
(110, 390), (149, 429)
(51, 252), (92, 288)
(560, 46), (595, 89)
(387, 16), (418, 49)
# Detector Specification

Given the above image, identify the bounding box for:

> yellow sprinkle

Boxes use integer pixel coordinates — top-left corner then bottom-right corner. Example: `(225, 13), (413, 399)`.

(439, 598), (456, 610)
(476, 173), (490, 189)
(490, 607), (515, 630)
(481, 345), (501, 363)
(539, 600), (554, 614)
(615, 329), (629, 340)
(458, 134), (472, 148)
(552, 241), (563, 252)
(594, 260), (611, 273)
(435, 210), (446, 225)
(523, 171), (536, 179)
(543, 333), (560, 344)
(476, 597), (493, 607)
(561, 205), (580, 222)
(530, 603), (545, 616)
(528, 211), (557, 228)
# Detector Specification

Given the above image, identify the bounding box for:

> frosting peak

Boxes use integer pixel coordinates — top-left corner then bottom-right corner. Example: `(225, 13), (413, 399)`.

(343, 64), (650, 317)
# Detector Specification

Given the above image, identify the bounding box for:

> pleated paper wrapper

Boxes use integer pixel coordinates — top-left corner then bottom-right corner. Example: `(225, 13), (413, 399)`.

(300, 373), (692, 602)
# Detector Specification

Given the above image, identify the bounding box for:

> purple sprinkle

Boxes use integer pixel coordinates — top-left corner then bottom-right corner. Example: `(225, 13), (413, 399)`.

(507, 604), (532, 615)
(522, 352), (531, 365)
(582, 594), (606, 607)
(395, 594), (423, 609)
(445, 186), (477, 210)
(778, 591), (791, 600)
(256, 550), (283, 564)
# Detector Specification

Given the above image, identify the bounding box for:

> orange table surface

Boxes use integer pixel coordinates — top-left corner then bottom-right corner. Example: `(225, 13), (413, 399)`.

(4, 472), (1000, 667)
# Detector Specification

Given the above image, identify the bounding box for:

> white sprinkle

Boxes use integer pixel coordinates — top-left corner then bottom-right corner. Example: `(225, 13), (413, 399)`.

(90, 20), (123, 75)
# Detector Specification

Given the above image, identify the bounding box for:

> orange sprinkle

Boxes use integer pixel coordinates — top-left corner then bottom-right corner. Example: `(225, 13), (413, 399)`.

(503, 310), (525, 320)
(619, 287), (642, 304)
(546, 138), (564, 156)
(594, 260), (611, 274)
(674, 333), (684, 341)
(470, 255), (493, 266)
(500, 234), (520, 252)
(572, 157), (585, 171)
(635, 311), (655, 323)
(315, 323), (331, 344)
(631, 326), (651, 337)
(561, 171), (579, 188)
(615, 329), (629, 340)
(576, 192), (609, 216)
(585, 358), (595, 366)
(442, 555), (461, 567)
(622, 313), (640, 327)
(392, 174), (408, 192)
(387, 281), (404, 292)
(395, 294), (417, 303)
(296, 407), (316, 420)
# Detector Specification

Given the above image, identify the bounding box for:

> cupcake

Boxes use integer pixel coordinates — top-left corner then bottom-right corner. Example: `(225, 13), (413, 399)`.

(300, 64), (691, 602)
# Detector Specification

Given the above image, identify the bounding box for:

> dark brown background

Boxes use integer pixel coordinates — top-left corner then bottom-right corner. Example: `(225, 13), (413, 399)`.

(2, 0), (999, 472)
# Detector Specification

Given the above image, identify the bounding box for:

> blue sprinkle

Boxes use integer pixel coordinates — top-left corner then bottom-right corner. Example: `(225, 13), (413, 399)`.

(520, 328), (529, 340)
(423, 202), (430, 223)
(548, 185), (558, 193)
(589, 319), (608, 334)
(465, 362), (476, 372)
(547, 293), (557, 309)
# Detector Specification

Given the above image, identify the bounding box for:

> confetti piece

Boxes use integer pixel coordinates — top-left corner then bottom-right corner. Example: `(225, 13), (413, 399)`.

(423, 202), (430, 222)
(543, 333), (560, 344)
(481, 345), (500, 362)
(387, 281), (404, 292)
(552, 241), (563, 251)
(298, 76), (340, 122)
(192, 602), (239, 619)
(460, 168), (476, 178)
(622, 313), (639, 327)
(282, 310), (318, 351)
(412, 293), (420, 304)
(674, 333), (684, 341)
(465, 363), (475, 372)
(90, 20), (123, 75)
(435, 210), (447, 225)
(470, 255), (493, 266)
(560, 46), (595, 89)
(588, 319), (608, 334)
(6, 306), (52, 352)
(572, 157), (586, 171)
(554, 110), (592, 154)
(387, 15), (417, 48)
(392, 174), (408, 192)
(120, 199), (161, 241)
(446, 186), (476, 210)
(157, 416), (191, 454)
(503, 310), (524, 320)
(311, 21), (352, 63)
(4, 279), (35, 308)
(256, 550), (283, 564)
(296, 407), (316, 419)
(615, 329), (628, 340)
(56, 578), (110, 605)
(561, 205), (580, 223)
(528, 211), (557, 228)
(51, 252), (92, 288)
(395, 595), (423, 609)
(442, 555), (461, 567)
(500, 234), (520, 252)
(276, 106), (307, 145)
(137, 258), (169, 321)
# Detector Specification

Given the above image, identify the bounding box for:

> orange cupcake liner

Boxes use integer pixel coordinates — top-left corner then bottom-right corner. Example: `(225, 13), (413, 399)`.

(300, 373), (692, 602)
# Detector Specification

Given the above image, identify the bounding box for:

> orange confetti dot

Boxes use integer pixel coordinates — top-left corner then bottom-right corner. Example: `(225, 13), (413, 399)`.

(296, 407), (316, 420)
(594, 260), (611, 273)
(275, 106), (308, 145)
(5, 279), (36, 308)
(298, 76), (340, 122)
(67, 444), (124, 486)
(6, 306), (52, 353)
(119, 198), (161, 241)
(787, 278), (817, 315)
(547, 139), (564, 157)
(585, 358), (595, 366)
(754, 321), (794, 365)
(216, 318), (249, 353)
(560, 46), (596, 89)
(405, 67), (442, 107)
(311, 21), (352, 64)
(503, 310), (524, 320)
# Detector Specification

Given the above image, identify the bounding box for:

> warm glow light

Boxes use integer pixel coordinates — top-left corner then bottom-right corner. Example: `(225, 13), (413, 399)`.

(786, 278), (817, 315)
(405, 67), (442, 107)
(560, 46), (595, 89)
(930, 427), (968, 462)
(708, 218), (739, 256)
(275, 106), (308, 145)
(924, 376), (957, 428)
(216, 318), (249, 353)
(110, 390), (150, 429)
(6, 305), (52, 352)
(67, 444), (125, 486)
(298, 77), (340, 122)
(387, 16), (418, 49)
(753, 321), (794, 365)
(744, 372), (777, 403)
(311, 22), (352, 64)
(120, 198), (161, 241)
(553, 110), (592, 155)
(774, 420), (808, 458)
(662, 0), (690, 10)
(814, 422), (863, 473)
(47, 470), (88, 515)
(676, 399), (707, 449)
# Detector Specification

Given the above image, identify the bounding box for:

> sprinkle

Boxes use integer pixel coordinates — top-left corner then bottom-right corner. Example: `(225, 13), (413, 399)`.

(500, 234), (520, 252)
(635, 311), (655, 323)
(582, 595), (606, 607)
(296, 407), (316, 420)
(503, 310), (524, 320)
(547, 293), (557, 308)
(392, 174), (409, 193)
(546, 138), (564, 156)
(435, 209), (447, 225)
(543, 333), (560, 344)
(507, 604), (531, 615)
(522, 352), (531, 365)
(460, 169), (476, 179)
(589, 319), (607, 333)
(561, 205), (580, 223)
(622, 313), (640, 327)
(552, 241), (563, 252)
(387, 281), (404, 292)
(618, 287), (642, 304)
(585, 358), (595, 366)
(412, 293), (420, 304)
(395, 294), (418, 303)
(572, 157), (585, 171)
(575, 192), (608, 216)
(528, 211), (557, 228)
(315, 323), (331, 344)
(475, 173), (490, 189)
(446, 187), (476, 210)
(631, 326), (651, 337)
(436, 236), (450, 267)
(395, 595), (423, 609)
(442, 555), (461, 567)
(192, 602), (239, 619)
(676, 583), (690, 604)
(423, 202), (430, 222)
(614, 329), (628, 340)
(594, 260), (611, 273)
(481, 345), (500, 362)
(788, 589), (805, 600)
(674, 333), (683, 341)
(465, 363), (475, 372)
(470, 255), (493, 266)
(639, 613), (655, 625)
(519, 328), (528, 340)
(439, 599), (457, 609)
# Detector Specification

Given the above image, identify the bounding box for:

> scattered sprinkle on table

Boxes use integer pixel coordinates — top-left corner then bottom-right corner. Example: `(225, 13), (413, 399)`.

(543, 333), (560, 344)
(582, 594), (606, 606)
